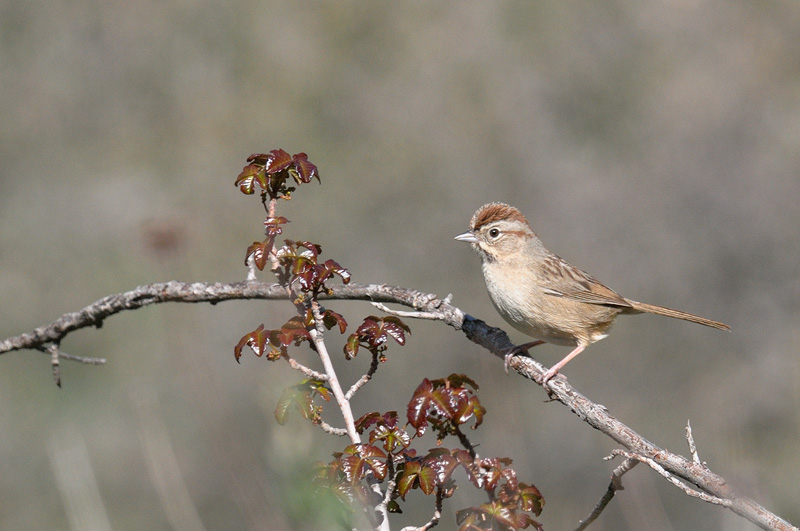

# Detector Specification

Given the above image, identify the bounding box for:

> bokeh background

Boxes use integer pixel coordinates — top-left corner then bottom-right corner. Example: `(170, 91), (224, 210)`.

(1, 2), (799, 530)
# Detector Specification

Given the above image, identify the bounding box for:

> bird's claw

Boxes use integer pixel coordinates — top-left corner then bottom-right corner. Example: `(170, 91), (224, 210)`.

(503, 351), (515, 374)
(503, 340), (545, 374)
(540, 369), (567, 398)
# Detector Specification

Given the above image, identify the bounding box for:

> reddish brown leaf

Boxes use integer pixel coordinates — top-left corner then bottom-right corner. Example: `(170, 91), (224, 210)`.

(370, 423), (411, 453)
(235, 163), (267, 194)
(293, 240), (322, 259)
(321, 259), (351, 285)
(263, 216), (289, 235)
(322, 309), (348, 333)
(234, 324), (269, 362)
(278, 316), (311, 346)
(355, 412), (382, 432)
(417, 464), (436, 494)
(352, 316), (410, 353)
(245, 241), (269, 270)
(423, 453), (458, 486)
(517, 483), (545, 516)
(339, 444), (388, 483)
(397, 461), (421, 499)
(263, 148), (293, 174)
(407, 378), (434, 433)
(444, 373), (479, 391)
(246, 153), (268, 164)
(453, 394), (486, 429)
(291, 152), (320, 183)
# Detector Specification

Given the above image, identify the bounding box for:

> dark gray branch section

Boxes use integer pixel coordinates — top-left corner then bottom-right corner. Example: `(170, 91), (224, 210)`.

(0, 280), (794, 531)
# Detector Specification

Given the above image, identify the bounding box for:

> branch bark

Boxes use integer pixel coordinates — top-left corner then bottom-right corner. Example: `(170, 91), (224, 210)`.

(1, 280), (795, 531)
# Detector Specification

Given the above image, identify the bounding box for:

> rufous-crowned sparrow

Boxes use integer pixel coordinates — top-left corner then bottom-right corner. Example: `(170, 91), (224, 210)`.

(455, 202), (730, 384)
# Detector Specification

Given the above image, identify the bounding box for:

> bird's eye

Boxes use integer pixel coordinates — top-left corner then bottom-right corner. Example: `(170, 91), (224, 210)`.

(488, 228), (500, 239)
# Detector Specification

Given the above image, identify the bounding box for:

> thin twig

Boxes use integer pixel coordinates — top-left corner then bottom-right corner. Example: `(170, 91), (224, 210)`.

(609, 449), (731, 506)
(59, 353), (107, 364)
(574, 457), (638, 531)
(317, 420), (347, 437)
(285, 357), (328, 380)
(47, 344), (61, 388)
(345, 351), (380, 400)
(40, 344), (107, 365)
(454, 427), (477, 460)
(686, 420), (701, 465)
(370, 301), (444, 320)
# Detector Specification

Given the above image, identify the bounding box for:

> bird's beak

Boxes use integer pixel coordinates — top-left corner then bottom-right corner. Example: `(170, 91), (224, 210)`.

(454, 231), (479, 243)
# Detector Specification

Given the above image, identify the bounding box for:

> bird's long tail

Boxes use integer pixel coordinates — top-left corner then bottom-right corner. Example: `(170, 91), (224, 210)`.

(624, 300), (730, 331)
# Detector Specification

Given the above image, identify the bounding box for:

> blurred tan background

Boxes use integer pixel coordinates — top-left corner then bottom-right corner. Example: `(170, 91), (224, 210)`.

(1, 2), (799, 530)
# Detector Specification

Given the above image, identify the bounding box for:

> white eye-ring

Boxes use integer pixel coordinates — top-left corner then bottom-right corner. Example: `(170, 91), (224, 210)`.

(488, 228), (501, 239)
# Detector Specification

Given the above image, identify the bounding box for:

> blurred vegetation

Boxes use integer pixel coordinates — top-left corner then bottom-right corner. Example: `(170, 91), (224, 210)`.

(1, 1), (799, 530)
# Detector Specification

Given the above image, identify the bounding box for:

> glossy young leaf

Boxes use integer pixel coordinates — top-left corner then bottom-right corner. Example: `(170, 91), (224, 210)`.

(346, 316), (410, 360)
(406, 378), (438, 434)
(264, 216), (289, 236)
(245, 241), (269, 270)
(320, 259), (351, 285)
(370, 423), (411, 453)
(234, 324), (270, 362)
(397, 461), (422, 499)
(355, 412), (409, 452)
(237, 150), (320, 201)
(454, 394), (486, 429)
(339, 444), (388, 483)
(291, 152), (320, 183)
(235, 163), (267, 194)
(422, 453), (458, 490)
(406, 375), (485, 437)
(277, 316), (312, 346)
(262, 149), (293, 174)
(354, 411), (383, 432)
(321, 309), (348, 334)
(517, 483), (545, 516)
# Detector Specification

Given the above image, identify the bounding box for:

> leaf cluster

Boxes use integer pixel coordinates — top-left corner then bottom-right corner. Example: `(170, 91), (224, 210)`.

(275, 240), (350, 298)
(318, 375), (545, 530)
(235, 148), (319, 199)
(344, 315), (410, 361)
(234, 308), (347, 363)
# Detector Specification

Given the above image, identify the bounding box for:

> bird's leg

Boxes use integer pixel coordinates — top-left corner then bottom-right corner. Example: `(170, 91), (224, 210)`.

(541, 344), (586, 385)
(503, 340), (545, 373)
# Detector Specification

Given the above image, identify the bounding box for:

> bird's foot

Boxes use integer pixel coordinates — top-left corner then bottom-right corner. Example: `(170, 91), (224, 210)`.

(541, 368), (558, 385)
(503, 340), (545, 374)
(540, 368), (567, 397)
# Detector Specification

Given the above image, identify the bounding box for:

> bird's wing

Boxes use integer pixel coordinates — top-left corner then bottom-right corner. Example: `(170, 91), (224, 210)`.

(541, 256), (633, 308)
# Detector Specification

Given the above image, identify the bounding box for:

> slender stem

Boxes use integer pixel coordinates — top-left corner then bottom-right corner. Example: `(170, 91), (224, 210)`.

(575, 458), (638, 531)
(309, 301), (359, 444)
(346, 351), (380, 400)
